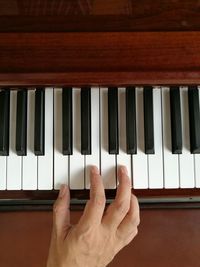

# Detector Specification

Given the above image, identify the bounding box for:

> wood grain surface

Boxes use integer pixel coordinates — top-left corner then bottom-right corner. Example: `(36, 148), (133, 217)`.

(1, 0), (200, 31)
(0, 31), (200, 86)
(0, 209), (200, 267)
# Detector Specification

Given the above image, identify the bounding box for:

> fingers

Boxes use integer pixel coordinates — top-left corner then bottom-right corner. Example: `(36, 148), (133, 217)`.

(78, 166), (106, 229)
(117, 194), (140, 239)
(102, 166), (132, 229)
(53, 185), (71, 239)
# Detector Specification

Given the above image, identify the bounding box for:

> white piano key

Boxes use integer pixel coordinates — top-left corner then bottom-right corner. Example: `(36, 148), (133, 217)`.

(54, 88), (69, 189)
(70, 88), (84, 189)
(38, 88), (53, 190)
(179, 87), (195, 188)
(7, 90), (22, 190)
(195, 87), (200, 188)
(0, 157), (6, 190)
(195, 155), (200, 188)
(132, 87), (148, 189)
(100, 87), (116, 189)
(162, 87), (179, 188)
(148, 87), (164, 188)
(22, 90), (37, 190)
(117, 87), (131, 181)
(85, 87), (100, 189)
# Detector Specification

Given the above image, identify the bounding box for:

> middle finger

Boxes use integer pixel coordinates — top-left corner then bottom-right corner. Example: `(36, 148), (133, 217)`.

(102, 166), (131, 229)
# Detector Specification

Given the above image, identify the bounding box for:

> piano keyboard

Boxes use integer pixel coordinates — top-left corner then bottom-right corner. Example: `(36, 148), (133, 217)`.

(0, 86), (200, 191)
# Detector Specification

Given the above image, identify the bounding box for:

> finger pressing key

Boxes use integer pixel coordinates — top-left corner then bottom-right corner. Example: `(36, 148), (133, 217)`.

(102, 166), (132, 230)
(78, 166), (106, 229)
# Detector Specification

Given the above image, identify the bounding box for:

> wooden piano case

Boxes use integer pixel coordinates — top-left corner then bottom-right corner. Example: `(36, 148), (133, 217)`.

(0, 0), (200, 210)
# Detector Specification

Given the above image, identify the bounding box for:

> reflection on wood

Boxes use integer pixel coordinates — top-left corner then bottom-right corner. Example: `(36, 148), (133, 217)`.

(17, 0), (94, 15)
(93, 0), (132, 15)
(0, 0), (200, 19)
(130, 0), (200, 22)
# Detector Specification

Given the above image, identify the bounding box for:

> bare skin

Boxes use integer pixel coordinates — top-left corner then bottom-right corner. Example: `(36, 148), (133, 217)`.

(47, 166), (140, 267)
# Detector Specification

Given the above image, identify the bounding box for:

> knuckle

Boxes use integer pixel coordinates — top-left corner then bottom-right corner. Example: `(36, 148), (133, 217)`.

(136, 217), (140, 226)
(126, 226), (138, 239)
(129, 227), (138, 238)
(53, 202), (59, 214)
(75, 227), (94, 247)
(128, 226), (138, 237)
(125, 228), (138, 245)
(124, 176), (131, 185)
(119, 177), (131, 189)
(91, 175), (101, 189)
(91, 194), (106, 207)
(124, 176), (131, 186)
(115, 200), (129, 215)
(53, 201), (63, 214)
(133, 227), (138, 236)
(127, 208), (140, 225)
(131, 213), (140, 226)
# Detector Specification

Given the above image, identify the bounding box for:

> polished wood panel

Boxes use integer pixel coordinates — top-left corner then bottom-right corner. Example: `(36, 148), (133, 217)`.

(1, 0), (200, 32)
(0, 32), (200, 86)
(0, 209), (200, 267)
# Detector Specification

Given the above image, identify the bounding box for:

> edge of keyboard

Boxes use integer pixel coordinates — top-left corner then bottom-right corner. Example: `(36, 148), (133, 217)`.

(0, 189), (200, 211)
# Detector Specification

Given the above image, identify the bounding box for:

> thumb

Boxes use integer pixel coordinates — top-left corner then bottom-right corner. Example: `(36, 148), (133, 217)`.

(53, 185), (71, 239)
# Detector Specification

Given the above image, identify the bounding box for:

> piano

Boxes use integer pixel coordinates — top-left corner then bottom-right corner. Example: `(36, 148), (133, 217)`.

(0, 0), (200, 211)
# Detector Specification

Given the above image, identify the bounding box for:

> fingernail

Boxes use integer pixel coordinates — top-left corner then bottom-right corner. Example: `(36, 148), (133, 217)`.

(59, 185), (67, 198)
(91, 166), (99, 175)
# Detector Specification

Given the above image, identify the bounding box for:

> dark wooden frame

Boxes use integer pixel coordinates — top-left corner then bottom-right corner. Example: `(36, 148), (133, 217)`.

(0, 32), (200, 86)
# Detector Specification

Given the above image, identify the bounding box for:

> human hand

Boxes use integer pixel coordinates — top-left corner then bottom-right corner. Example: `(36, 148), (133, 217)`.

(47, 166), (140, 267)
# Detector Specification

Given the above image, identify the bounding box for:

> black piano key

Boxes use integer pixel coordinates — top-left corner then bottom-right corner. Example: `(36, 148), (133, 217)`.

(16, 89), (27, 156)
(62, 88), (73, 155)
(108, 87), (119, 154)
(0, 90), (10, 156)
(143, 86), (154, 154)
(126, 86), (137, 154)
(188, 86), (200, 154)
(34, 88), (45, 156)
(170, 86), (182, 154)
(81, 87), (91, 155)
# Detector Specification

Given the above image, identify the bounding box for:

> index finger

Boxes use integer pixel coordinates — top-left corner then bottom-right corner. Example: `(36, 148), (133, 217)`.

(78, 166), (106, 230)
